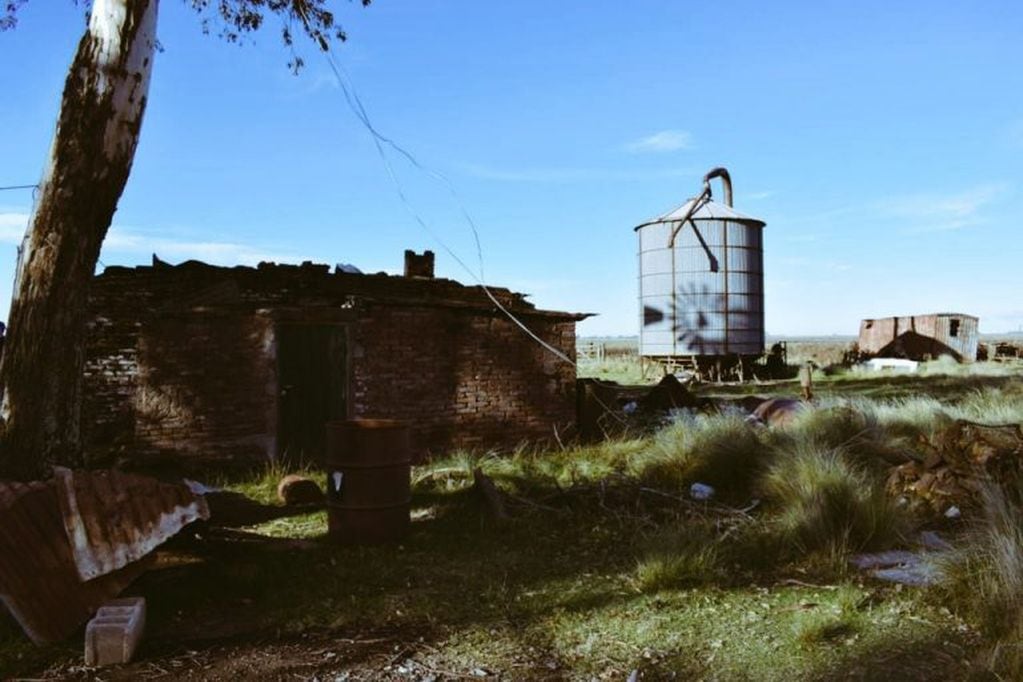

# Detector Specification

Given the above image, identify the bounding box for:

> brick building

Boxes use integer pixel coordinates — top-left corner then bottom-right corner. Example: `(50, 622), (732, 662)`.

(82, 252), (586, 471)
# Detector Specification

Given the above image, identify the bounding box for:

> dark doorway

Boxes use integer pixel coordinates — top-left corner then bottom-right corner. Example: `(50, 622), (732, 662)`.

(277, 324), (348, 462)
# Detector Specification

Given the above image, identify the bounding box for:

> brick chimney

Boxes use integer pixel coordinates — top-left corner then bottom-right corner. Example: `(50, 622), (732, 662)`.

(403, 249), (435, 278)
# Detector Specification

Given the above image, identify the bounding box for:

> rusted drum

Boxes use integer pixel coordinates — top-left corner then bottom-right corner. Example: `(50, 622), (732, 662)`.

(324, 419), (411, 544)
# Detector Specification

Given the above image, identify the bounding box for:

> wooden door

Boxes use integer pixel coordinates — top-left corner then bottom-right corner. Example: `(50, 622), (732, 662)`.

(276, 324), (348, 462)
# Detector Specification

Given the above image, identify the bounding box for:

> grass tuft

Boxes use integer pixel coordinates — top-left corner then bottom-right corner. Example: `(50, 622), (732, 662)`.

(633, 524), (722, 592)
(939, 481), (1023, 677)
(634, 414), (766, 498)
(791, 588), (863, 647)
(761, 444), (904, 556)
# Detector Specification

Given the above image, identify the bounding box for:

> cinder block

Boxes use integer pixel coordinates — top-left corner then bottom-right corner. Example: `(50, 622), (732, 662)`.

(84, 597), (146, 667)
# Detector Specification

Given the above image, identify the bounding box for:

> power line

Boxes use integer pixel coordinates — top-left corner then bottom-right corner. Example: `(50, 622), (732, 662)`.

(0, 184), (37, 192)
(321, 49), (576, 367)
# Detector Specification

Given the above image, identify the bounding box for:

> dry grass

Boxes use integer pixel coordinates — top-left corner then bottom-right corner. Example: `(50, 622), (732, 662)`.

(939, 482), (1023, 677)
(761, 444), (904, 558)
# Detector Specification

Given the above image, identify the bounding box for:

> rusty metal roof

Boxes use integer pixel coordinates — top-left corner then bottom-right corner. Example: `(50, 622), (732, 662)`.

(0, 470), (208, 643)
(54, 467), (209, 581)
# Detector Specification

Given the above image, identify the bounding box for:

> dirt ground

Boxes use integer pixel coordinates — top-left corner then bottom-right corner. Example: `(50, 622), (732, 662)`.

(32, 622), (605, 681)
(31, 624), (977, 682)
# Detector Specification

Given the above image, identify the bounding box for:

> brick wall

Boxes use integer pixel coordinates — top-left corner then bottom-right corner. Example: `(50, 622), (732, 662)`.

(82, 262), (581, 471)
(351, 304), (576, 459)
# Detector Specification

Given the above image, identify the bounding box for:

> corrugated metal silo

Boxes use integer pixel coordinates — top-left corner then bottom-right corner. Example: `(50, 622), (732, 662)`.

(635, 168), (766, 378)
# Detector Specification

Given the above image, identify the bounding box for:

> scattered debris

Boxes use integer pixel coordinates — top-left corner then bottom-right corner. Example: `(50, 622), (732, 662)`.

(887, 420), (1023, 515)
(576, 375), (707, 440)
(690, 482), (715, 501)
(0, 470), (206, 644)
(991, 341), (1023, 361)
(637, 374), (702, 413)
(85, 597), (146, 666)
(276, 474), (324, 506)
(746, 397), (808, 427)
(917, 530), (952, 551)
(54, 467), (208, 581)
(863, 358), (919, 372)
(848, 550), (942, 587)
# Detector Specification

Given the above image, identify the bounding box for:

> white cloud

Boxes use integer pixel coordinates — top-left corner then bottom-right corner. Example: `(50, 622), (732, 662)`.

(103, 227), (297, 266)
(0, 212), (29, 244)
(878, 183), (1008, 233)
(459, 163), (697, 183)
(0, 215), (295, 266)
(624, 130), (693, 154)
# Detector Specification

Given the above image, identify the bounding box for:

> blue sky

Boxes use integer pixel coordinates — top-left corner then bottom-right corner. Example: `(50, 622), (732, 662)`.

(2, 1), (1021, 336)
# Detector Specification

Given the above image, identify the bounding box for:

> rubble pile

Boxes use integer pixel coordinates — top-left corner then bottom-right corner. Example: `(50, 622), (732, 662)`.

(887, 420), (1023, 515)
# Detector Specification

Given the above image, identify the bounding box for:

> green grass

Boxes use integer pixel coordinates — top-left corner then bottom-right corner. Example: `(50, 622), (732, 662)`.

(761, 444), (904, 559)
(7, 360), (1022, 678)
(938, 481), (1023, 678)
(791, 587), (865, 647)
(633, 523), (723, 592)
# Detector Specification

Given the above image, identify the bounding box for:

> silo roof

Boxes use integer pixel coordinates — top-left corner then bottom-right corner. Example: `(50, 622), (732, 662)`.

(635, 198), (766, 230)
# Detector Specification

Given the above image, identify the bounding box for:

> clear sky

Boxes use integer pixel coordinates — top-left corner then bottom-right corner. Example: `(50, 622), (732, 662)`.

(2, 1), (1021, 336)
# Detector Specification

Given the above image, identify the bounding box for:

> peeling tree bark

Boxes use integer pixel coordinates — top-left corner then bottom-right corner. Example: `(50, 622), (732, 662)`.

(0, 0), (159, 480)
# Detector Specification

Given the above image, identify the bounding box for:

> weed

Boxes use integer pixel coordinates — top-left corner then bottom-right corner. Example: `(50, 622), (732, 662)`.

(939, 481), (1023, 677)
(761, 443), (904, 556)
(791, 587), (863, 646)
(634, 414), (766, 498)
(633, 523), (722, 592)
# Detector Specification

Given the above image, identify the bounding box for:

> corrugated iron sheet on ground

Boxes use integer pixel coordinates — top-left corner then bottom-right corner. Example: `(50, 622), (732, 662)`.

(0, 470), (208, 643)
(54, 467), (209, 581)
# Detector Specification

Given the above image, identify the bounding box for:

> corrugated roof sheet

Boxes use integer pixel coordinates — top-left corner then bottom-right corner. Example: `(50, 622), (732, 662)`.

(636, 198), (765, 230)
(55, 467), (209, 582)
(0, 470), (208, 643)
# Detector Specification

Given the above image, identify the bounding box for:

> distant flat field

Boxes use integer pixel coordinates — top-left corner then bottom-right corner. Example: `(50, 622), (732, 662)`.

(577, 334), (1023, 384)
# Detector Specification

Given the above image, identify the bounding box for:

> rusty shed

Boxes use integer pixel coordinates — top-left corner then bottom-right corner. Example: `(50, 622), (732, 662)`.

(82, 252), (587, 470)
(857, 312), (980, 362)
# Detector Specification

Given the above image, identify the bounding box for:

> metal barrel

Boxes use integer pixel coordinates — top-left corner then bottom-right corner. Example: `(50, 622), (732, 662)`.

(324, 419), (411, 544)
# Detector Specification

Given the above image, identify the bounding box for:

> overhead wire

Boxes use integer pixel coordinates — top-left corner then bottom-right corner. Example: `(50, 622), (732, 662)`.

(321, 49), (576, 367)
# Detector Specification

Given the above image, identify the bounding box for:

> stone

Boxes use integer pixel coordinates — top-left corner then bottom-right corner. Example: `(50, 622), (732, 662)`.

(84, 597), (145, 667)
(277, 475), (324, 505)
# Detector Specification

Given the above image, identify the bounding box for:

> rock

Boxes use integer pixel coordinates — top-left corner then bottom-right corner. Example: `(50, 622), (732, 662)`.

(276, 475), (324, 506)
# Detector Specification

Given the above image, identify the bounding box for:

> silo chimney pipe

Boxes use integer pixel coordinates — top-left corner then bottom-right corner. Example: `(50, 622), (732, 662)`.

(702, 167), (733, 207)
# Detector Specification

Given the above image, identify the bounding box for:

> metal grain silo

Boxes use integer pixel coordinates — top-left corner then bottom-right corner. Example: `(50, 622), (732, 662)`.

(635, 168), (766, 380)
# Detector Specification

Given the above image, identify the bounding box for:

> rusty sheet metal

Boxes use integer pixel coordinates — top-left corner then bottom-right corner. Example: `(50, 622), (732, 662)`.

(54, 467), (209, 582)
(0, 480), (148, 643)
(0, 470), (208, 643)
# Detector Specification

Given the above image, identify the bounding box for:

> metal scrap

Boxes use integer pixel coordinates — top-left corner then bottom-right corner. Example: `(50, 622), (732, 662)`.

(0, 469), (208, 643)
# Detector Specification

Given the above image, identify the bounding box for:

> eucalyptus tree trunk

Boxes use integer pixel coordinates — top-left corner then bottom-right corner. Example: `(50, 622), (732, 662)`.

(0, 0), (159, 480)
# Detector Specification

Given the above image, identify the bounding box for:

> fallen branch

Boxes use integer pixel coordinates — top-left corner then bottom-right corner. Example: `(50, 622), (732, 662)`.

(638, 486), (758, 518)
(777, 578), (839, 590)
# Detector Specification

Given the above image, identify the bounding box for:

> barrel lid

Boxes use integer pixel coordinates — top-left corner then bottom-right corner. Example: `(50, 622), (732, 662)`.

(635, 197), (765, 231)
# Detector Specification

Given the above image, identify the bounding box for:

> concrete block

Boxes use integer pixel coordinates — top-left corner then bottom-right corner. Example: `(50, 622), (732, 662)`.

(84, 597), (146, 667)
